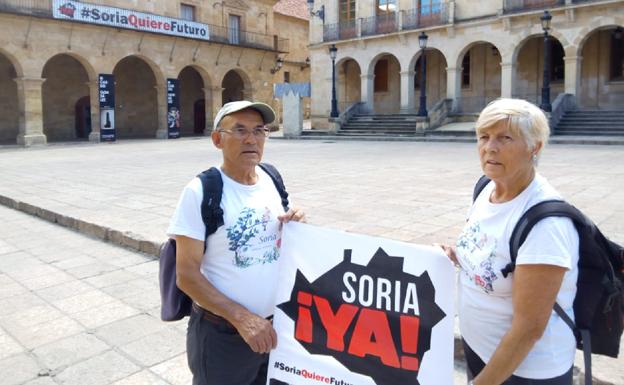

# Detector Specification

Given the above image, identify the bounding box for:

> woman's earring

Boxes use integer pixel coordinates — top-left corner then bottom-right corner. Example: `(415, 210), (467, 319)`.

(532, 154), (538, 164)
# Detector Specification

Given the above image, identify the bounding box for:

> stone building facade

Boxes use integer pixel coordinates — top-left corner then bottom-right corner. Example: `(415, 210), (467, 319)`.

(0, 0), (309, 145)
(307, 0), (624, 128)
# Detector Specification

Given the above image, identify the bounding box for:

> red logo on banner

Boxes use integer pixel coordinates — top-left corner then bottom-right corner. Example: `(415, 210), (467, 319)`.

(277, 248), (445, 385)
(58, 3), (76, 18)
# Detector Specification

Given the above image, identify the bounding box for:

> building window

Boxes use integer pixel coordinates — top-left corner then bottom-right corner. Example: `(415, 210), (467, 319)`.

(284, 71), (290, 83)
(610, 29), (624, 80)
(420, 0), (441, 15)
(180, 4), (195, 21)
(228, 14), (241, 45)
(374, 59), (389, 92)
(377, 0), (397, 15)
(550, 41), (564, 82)
(462, 51), (471, 88)
(340, 0), (356, 22)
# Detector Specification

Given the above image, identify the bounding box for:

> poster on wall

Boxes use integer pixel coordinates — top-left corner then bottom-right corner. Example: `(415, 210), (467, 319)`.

(167, 78), (180, 139)
(98, 74), (115, 142)
(268, 222), (455, 385)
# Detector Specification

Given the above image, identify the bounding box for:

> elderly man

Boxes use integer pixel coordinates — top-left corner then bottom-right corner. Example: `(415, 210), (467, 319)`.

(167, 101), (305, 385)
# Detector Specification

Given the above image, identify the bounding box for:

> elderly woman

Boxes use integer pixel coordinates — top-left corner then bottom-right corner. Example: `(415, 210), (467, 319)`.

(441, 98), (579, 385)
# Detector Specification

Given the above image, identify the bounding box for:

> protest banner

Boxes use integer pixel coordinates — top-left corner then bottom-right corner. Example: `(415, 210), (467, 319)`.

(268, 222), (455, 385)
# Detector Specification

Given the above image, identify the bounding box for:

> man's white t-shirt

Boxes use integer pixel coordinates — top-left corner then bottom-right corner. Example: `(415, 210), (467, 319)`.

(167, 166), (286, 318)
(456, 173), (579, 379)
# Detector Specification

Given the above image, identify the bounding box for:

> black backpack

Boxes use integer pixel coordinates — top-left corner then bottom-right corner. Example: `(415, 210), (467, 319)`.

(473, 176), (624, 385)
(159, 163), (289, 322)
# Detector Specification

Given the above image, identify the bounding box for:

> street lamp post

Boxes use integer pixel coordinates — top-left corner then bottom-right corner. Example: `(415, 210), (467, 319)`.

(417, 32), (428, 117)
(329, 44), (339, 118)
(540, 10), (552, 112)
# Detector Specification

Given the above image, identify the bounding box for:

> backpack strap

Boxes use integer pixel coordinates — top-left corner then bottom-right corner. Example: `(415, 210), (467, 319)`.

(507, 201), (593, 385)
(197, 168), (224, 247)
(503, 200), (587, 277)
(472, 175), (491, 202)
(258, 162), (290, 211)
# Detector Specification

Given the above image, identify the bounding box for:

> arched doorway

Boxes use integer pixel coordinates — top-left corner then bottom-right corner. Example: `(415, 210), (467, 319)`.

(0, 52), (19, 144)
(514, 35), (565, 105)
(412, 48), (447, 110)
(371, 54), (401, 114)
(41, 54), (90, 142)
(457, 42), (501, 113)
(222, 70), (246, 104)
(178, 66), (206, 136)
(337, 58), (361, 112)
(113, 56), (159, 138)
(579, 26), (624, 109)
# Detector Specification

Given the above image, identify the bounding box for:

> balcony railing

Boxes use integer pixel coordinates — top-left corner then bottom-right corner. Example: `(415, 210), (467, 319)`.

(323, 4), (450, 42)
(323, 19), (357, 42)
(503, 0), (565, 14)
(0, 0), (288, 52)
(402, 3), (450, 30)
(361, 12), (397, 37)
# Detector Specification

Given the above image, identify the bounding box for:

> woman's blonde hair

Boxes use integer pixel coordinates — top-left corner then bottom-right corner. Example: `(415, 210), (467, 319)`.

(475, 98), (549, 150)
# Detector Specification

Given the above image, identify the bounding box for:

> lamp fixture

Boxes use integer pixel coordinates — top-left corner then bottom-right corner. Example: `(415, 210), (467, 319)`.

(418, 31), (428, 49)
(615, 27), (623, 40)
(306, 0), (325, 23)
(540, 10), (552, 33)
(301, 57), (311, 70)
(270, 57), (284, 74)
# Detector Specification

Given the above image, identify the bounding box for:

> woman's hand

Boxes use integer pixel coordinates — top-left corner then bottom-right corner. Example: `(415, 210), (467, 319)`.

(278, 207), (306, 224)
(433, 243), (460, 267)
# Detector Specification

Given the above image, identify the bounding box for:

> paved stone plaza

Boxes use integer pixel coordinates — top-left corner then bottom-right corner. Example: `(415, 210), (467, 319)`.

(0, 138), (622, 385)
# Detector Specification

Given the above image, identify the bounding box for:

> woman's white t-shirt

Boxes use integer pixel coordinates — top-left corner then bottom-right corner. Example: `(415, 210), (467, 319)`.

(167, 166), (286, 318)
(456, 173), (579, 379)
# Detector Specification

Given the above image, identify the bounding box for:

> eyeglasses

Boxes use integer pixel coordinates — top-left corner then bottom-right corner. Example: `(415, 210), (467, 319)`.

(218, 127), (270, 139)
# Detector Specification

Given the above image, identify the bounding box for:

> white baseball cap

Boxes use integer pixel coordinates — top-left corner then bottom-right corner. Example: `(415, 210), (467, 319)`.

(213, 101), (276, 129)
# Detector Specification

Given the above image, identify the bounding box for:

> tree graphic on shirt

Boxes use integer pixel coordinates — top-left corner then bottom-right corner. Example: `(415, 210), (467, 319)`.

(226, 207), (275, 268)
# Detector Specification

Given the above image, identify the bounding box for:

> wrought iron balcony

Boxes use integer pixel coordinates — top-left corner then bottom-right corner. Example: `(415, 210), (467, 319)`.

(322, 4), (450, 42)
(503, 0), (565, 14)
(323, 19), (357, 42)
(402, 3), (450, 30)
(0, 0), (288, 52)
(361, 12), (397, 37)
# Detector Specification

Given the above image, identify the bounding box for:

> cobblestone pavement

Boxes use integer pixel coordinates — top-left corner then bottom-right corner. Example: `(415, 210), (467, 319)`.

(0, 138), (622, 384)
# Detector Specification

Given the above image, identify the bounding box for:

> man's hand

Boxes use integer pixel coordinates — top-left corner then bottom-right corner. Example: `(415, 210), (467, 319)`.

(233, 310), (278, 354)
(278, 207), (306, 224)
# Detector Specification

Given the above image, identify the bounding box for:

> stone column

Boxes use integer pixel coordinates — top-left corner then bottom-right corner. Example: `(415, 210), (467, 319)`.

(209, 86), (224, 130)
(155, 84), (168, 139)
(360, 74), (374, 114)
(14, 77), (47, 146)
(500, 62), (516, 98)
(87, 80), (100, 142)
(564, 55), (582, 96)
(400, 70), (415, 113)
(446, 66), (462, 112)
(201, 87), (213, 135)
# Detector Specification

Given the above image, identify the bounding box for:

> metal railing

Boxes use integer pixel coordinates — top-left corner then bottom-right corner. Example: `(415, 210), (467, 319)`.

(503, 0), (565, 14)
(323, 19), (357, 42)
(361, 12), (397, 37)
(402, 3), (450, 30)
(0, 0), (288, 52)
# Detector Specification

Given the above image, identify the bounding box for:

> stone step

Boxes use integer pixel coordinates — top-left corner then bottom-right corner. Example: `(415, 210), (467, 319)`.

(554, 130), (624, 136)
(336, 131), (418, 136)
(556, 124), (624, 129)
(341, 125), (417, 130)
(426, 130), (476, 137)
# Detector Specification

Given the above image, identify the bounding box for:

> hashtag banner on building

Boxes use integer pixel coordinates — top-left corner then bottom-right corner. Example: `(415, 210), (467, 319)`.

(52, 0), (209, 40)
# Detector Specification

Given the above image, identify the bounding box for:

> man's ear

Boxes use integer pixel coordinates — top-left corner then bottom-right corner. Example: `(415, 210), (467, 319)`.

(211, 130), (223, 149)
